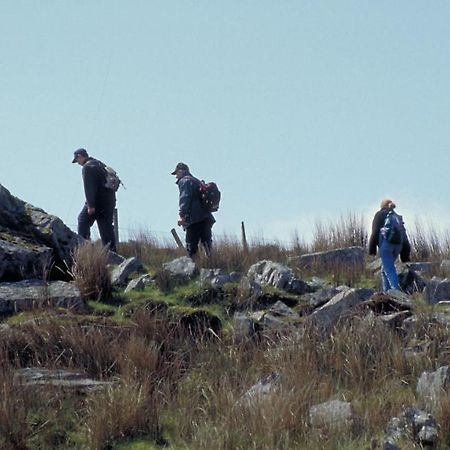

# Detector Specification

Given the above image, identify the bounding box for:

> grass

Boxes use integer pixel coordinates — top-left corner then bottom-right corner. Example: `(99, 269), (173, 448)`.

(1, 213), (450, 448)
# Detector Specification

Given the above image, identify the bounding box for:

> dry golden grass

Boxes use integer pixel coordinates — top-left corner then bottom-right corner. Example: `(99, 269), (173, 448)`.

(71, 241), (112, 303)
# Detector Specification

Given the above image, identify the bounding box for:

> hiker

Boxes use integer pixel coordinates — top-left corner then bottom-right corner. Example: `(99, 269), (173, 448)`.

(171, 162), (215, 258)
(72, 148), (117, 252)
(368, 199), (411, 292)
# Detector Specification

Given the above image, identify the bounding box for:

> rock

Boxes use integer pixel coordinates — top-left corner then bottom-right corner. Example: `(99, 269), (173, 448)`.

(0, 184), (84, 281)
(247, 260), (310, 295)
(398, 267), (427, 294)
(377, 311), (412, 329)
(304, 286), (349, 309)
(15, 367), (113, 392)
(417, 365), (450, 407)
(0, 280), (84, 314)
(107, 251), (126, 265)
(238, 372), (282, 408)
(309, 399), (353, 429)
(441, 260), (450, 276)
(385, 407), (438, 448)
(359, 292), (412, 315)
(111, 257), (144, 286)
(424, 278), (450, 304)
(291, 246), (364, 271)
(124, 274), (153, 293)
(404, 262), (438, 275)
(0, 237), (53, 281)
(311, 288), (375, 329)
(269, 300), (299, 319)
(200, 268), (242, 289)
(232, 312), (258, 340)
(161, 256), (197, 283)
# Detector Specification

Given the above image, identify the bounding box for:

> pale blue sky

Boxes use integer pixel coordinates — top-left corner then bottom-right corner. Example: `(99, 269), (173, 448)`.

(1, 1), (449, 245)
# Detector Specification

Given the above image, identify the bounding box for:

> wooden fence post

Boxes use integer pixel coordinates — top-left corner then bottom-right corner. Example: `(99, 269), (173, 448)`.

(113, 208), (119, 246)
(171, 228), (185, 250)
(241, 221), (249, 254)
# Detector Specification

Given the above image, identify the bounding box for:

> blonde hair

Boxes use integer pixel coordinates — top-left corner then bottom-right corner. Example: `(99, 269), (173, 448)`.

(380, 198), (396, 209)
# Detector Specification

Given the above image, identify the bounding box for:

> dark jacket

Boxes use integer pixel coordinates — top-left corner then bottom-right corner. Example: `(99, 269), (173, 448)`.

(177, 172), (215, 226)
(82, 158), (115, 209)
(368, 207), (411, 262)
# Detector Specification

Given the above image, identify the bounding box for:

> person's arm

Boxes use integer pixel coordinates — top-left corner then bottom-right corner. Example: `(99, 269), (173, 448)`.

(178, 177), (195, 223)
(368, 210), (385, 255)
(82, 164), (98, 210)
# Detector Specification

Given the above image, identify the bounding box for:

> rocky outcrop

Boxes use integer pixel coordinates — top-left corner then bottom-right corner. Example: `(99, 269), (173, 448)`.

(0, 184), (82, 281)
(0, 279), (84, 314)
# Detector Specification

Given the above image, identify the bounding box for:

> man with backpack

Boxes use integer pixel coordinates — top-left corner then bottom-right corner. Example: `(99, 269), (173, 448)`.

(72, 148), (118, 252)
(171, 162), (217, 258)
(368, 199), (411, 292)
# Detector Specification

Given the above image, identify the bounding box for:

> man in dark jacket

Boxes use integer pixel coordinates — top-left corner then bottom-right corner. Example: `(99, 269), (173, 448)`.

(171, 162), (215, 258)
(72, 148), (117, 252)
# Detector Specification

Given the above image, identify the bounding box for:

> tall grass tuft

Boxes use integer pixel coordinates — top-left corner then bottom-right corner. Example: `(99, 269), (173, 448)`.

(71, 242), (112, 303)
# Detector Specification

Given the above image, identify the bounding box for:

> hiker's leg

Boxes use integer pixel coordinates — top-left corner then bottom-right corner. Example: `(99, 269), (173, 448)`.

(379, 241), (400, 291)
(199, 219), (213, 256)
(185, 222), (202, 258)
(96, 204), (116, 252)
(77, 204), (95, 240)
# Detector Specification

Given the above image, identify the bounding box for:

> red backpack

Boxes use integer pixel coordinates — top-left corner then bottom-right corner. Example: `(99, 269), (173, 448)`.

(199, 180), (221, 212)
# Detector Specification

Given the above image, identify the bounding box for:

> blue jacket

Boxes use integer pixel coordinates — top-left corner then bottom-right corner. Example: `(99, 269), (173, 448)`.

(177, 173), (215, 226)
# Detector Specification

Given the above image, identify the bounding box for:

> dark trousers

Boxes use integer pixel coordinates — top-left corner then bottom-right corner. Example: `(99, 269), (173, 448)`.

(78, 203), (116, 252)
(185, 219), (213, 258)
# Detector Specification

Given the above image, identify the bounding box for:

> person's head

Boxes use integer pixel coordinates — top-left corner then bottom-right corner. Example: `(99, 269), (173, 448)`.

(72, 148), (89, 165)
(171, 162), (189, 179)
(380, 198), (396, 210)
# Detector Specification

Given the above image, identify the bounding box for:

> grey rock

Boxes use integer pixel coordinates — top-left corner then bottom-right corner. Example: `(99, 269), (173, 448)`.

(107, 251), (126, 265)
(402, 313), (450, 332)
(291, 246), (364, 271)
(0, 238), (53, 281)
(15, 367), (113, 392)
(417, 365), (450, 407)
(263, 313), (291, 330)
(238, 372), (282, 408)
(247, 260), (310, 295)
(111, 257), (144, 286)
(124, 274), (153, 293)
(162, 256), (197, 283)
(441, 260), (450, 276)
(0, 280), (84, 314)
(269, 301), (299, 319)
(385, 406), (438, 448)
(309, 400), (353, 429)
(424, 278), (450, 304)
(232, 312), (257, 340)
(311, 288), (375, 329)
(405, 262), (438, 275)
(306, 286), (349, 309)
(200, 268), (242, 289)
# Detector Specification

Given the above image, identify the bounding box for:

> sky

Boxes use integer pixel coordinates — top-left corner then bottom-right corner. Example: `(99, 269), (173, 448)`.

(1, 1), (449, 246)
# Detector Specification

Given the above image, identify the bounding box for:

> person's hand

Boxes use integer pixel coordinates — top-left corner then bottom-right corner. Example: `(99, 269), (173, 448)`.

(87, 207), (96, 216)
(177, 217), (185, 226)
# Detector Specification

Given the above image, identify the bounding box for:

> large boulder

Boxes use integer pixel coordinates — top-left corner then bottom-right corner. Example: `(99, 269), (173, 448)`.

(424, 278), (450, 304)
(0, 184), (83, 281)
(290, 246), (364, 271)
(0, 280), (84, 314)
(111, 257), (144, 286)
(311, 288), (375, 329)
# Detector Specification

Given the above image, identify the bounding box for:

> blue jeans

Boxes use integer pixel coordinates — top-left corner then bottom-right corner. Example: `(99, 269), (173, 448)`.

(379, 238), (402, 291)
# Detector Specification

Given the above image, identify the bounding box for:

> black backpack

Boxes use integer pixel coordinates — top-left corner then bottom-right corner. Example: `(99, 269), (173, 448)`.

(381, 210), (405, 245)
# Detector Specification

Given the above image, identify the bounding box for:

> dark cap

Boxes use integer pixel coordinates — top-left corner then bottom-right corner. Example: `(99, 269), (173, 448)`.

(171, 162), (189, 175)
(72, 148), (89, 163)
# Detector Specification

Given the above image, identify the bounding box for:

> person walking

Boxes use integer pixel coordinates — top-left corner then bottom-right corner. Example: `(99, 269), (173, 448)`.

(72, 148), (117, 252)
(171, 162), (215, 258)
(368, 199), (411, 292)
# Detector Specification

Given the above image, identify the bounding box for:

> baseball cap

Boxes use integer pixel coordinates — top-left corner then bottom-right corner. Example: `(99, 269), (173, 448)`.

(171, 162), (189, 175)
(72, 148), (89, 163)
